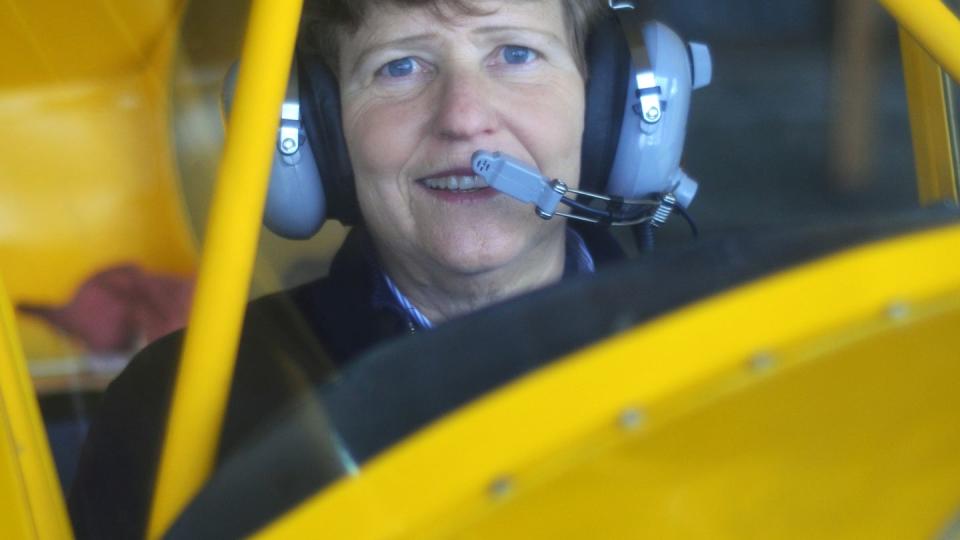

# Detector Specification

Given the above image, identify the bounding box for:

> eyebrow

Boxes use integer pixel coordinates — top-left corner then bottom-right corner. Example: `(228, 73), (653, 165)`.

(347, 25), (565, 76)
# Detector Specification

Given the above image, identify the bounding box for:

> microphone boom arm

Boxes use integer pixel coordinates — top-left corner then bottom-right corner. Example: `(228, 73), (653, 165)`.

(471, 150), (673, 227)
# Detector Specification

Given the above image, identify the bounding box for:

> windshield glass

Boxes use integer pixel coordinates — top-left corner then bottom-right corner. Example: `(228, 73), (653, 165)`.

(3, 0), (958, 538)
(164, 0), (949, 535)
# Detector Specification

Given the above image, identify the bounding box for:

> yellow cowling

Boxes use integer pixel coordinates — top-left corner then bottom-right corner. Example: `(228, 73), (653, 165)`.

(258, 224), (960, 540)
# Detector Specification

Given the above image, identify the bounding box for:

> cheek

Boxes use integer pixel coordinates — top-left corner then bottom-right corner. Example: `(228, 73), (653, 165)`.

(342, 98), (424, 180)
(504, 80), (585, 186)
(343, 98), (426, 231)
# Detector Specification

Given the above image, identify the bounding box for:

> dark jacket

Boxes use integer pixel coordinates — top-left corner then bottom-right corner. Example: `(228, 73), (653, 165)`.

(68, 226), (622, 539)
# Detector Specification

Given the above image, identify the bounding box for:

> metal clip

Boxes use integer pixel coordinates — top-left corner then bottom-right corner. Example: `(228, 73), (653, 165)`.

(536, 180), (569, 220)
(633, 71), (662, 124)
(278, 102), (301, 156)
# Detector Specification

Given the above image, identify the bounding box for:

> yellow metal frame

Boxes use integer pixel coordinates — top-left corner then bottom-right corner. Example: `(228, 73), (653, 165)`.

(899, 29), (960, 204)
(878, 0), (960, 83)
(146, 0), (305, 537)
(0, 276), (72, 539)
(255, 223), (960, 539)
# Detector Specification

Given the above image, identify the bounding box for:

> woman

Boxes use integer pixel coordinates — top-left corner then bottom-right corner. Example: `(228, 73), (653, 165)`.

(330, 0), (600, 324)
(291, 0), (616, 356)
(69, 0), (614, 537)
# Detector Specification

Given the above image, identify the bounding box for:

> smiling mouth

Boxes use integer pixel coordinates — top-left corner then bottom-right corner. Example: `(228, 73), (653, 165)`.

(420, 175), (490, 192)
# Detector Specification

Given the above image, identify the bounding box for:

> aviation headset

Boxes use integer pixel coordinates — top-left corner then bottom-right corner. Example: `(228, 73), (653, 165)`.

(242, 0), (712, 239)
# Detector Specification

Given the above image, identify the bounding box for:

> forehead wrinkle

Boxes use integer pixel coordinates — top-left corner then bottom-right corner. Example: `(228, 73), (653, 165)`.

(469, 24), (567, 47)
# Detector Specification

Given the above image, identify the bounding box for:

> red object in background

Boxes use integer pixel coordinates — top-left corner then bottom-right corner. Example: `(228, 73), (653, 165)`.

(18, 265), (195, 354)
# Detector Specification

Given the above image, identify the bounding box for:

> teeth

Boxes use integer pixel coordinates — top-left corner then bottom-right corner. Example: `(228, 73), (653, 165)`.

(423, 175), (489, 191)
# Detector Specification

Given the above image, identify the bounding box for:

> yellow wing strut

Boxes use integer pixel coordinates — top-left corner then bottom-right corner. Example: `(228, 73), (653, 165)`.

(147, 0), (305, 537)
(877, 0), (960, 83)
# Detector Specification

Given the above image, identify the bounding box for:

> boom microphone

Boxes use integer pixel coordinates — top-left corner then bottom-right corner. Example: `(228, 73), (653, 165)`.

(471, 150), (687, 230)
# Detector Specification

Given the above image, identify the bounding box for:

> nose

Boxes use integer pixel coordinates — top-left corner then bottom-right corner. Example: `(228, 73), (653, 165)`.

(432, 69), (499, 141)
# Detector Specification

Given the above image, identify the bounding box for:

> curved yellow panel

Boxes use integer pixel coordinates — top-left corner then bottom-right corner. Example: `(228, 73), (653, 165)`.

(455, 300), (960, 539)
(0, 73), (196, 304)
(257, 223), (960, 539)
(0, 0), (198, 358)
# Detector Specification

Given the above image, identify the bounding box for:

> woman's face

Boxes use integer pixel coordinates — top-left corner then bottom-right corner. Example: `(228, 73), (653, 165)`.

(338, 0), (584, 279)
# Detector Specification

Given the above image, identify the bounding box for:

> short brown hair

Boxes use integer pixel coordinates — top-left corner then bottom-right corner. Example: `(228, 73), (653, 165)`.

(300, 0), (608, 76)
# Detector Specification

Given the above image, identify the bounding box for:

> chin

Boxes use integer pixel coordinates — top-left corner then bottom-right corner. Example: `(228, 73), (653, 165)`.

(427, 228), (529, 276)
(431, 213), (566, 277)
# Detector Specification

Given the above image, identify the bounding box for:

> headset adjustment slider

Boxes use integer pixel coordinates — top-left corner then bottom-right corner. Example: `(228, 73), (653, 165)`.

(278, 102), (301, 156)
(634, 71), (662, 124)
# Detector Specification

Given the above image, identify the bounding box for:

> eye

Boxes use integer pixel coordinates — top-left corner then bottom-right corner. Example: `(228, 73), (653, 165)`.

(500, 45), (538, 65)
(378, 57), (422, 78)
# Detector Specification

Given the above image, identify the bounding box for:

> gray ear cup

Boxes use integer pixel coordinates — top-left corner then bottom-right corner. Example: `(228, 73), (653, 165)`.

(606, 17), (712, 208)
(222, 62), (327, 239)
(264, 61), (327, 238)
